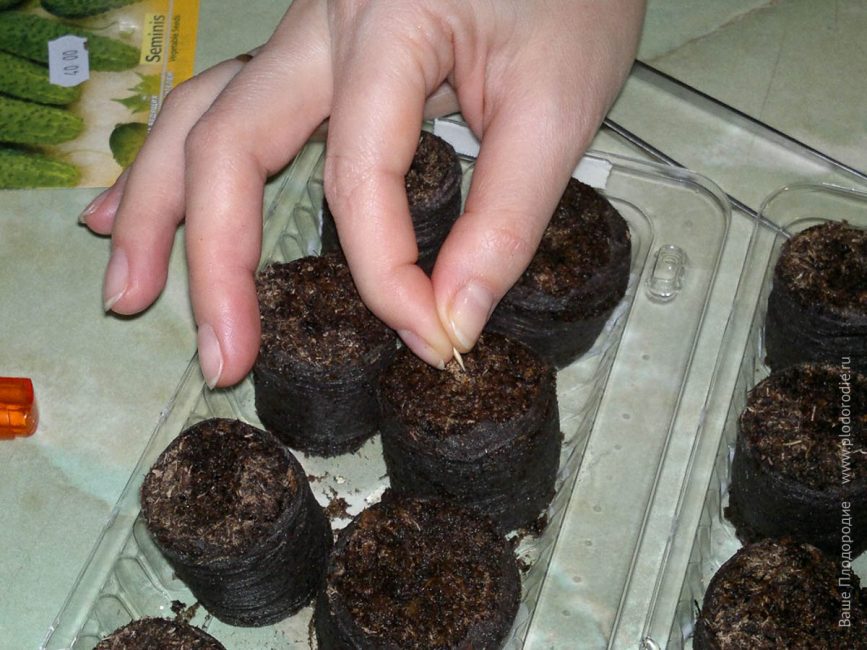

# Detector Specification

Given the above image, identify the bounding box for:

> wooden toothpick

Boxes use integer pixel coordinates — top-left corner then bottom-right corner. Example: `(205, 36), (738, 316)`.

(452, 347), (466, 371)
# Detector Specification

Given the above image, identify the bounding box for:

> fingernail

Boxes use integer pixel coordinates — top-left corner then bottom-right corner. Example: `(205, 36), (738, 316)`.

(103, 248), (128, 311)
(197, 323), (224, 389)
(397, 329), (447, 370)
(79, 188), (110, 225)
(448, 282), (494, 351)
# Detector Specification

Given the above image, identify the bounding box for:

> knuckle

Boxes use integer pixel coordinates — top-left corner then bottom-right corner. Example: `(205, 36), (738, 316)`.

(184, 114), (230, 161)
(482, 220), (535, 261)
(323, 152), (377, 211)
(160, 78), (199, 113)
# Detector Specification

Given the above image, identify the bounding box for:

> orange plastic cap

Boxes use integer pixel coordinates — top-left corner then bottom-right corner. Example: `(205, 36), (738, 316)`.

(0, 377), (38, 439)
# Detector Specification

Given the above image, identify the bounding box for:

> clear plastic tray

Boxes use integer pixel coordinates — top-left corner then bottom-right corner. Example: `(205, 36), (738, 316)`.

(43, 123), (738, 649)
(641, 183), (867, 649)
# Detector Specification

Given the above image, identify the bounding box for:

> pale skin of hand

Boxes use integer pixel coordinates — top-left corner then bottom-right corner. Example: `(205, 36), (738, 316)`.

(82, 0), (645, 388)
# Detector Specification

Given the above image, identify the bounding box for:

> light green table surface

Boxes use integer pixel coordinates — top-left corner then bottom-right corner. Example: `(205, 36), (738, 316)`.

(1, 1), (865, 648)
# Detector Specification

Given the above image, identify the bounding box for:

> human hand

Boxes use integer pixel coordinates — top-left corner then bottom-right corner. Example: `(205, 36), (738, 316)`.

(82, 0), (645, 388)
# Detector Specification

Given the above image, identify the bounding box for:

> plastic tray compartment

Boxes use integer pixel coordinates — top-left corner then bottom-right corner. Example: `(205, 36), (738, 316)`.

(44, 125), (734, 649)
(643, 183), (867, 649)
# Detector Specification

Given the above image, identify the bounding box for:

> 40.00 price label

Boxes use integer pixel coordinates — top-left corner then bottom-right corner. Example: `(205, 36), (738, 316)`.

(48, 35), (90, 87)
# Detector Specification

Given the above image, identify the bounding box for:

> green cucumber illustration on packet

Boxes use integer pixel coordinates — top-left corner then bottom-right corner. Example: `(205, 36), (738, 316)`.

(41, 0), (142, 19)
(0, 51), (81, 106)
(0, 95), (84, 145)
(0, 147), (80, 188)
(110, 122), (147, 168)
(0, 12), (139, 71)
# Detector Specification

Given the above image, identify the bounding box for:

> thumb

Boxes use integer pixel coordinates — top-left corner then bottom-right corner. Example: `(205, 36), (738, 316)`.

(432, 102), (586, 352)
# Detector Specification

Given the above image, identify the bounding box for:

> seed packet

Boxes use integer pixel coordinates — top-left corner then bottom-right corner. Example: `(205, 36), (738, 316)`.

(0, 0), (199, 188)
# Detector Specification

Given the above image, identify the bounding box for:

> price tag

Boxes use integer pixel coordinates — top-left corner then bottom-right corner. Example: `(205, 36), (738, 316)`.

(48, 35), (90, 87)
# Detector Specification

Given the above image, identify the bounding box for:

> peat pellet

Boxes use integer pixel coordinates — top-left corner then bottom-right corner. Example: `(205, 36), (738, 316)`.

(95, 618), (225, 649)
(485, 177), (631, 368)
(314, 493), (520, 650)
(727, 363), (867, 556)
(254, 253), (398, 456)
(380, 332), (561, 532)
(765, 221), (867, 373)
(694, 539), (867, 649)
(321, 130), (462, 273)
(140, 418), (332, 626)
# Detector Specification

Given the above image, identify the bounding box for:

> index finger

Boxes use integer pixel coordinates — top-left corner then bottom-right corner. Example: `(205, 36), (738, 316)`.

(324, 5), (455, 368)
